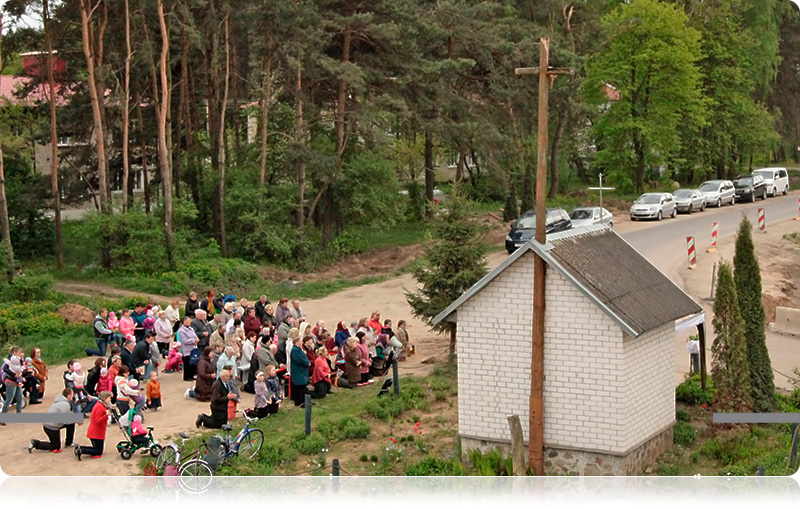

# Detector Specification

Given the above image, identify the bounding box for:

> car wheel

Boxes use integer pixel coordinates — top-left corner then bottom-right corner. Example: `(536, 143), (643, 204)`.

(730, 195), (735, 205)
(751, 192), (756, 203)
(784, 186), (789, 195)
(609, 221), (614, 229)
(701, 202), (706, 212)
(772, 187), (777, 197)
(762, 188), (767, 200)
(687, 204), (692, 215)
(630, 217), (636, 222)
(716, 198), (721, 208)
(671, 207), (677, 218)
(657, 211), (662, 221)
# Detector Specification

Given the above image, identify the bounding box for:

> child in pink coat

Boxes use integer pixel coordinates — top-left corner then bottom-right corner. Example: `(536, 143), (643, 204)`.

(96, 367), (113, 394)
(164, 342), (183, 373)
(130, 415), (149, 446)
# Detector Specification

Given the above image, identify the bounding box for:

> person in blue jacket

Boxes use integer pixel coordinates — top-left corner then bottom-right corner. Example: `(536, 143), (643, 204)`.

(289, 335), (310, 407)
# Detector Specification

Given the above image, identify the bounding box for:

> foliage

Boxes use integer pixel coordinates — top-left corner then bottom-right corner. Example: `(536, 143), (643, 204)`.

(259, 441), (298, 467)
(733, 216), (775, 411)
(316, 416), (371, 442)
(585, 0), (705, 193)
(673, 421), (697, 447)
(405, 192), (488, 350)
(404, 455), (466, 476)
(290, 432), (327, 456)
(675, 374), (712, 406)
(710, 261), (752, 412)
(363, 382), (430, 421)
(466, 448), (513, 476)
(676, 409), (691, 422)
(0, 274), (54, 303)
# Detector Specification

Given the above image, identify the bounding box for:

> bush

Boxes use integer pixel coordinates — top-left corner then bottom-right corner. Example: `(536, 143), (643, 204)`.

(676, 409), (691, 422)
(260, 441), (298, 467)
(673, 421), (697, 446)
(363, 382), (430, 421)
(0, 274), (54, 302)
(404, 456), (466, 476)
(675, 374), (712, 405)
(291, 432), (327, 456)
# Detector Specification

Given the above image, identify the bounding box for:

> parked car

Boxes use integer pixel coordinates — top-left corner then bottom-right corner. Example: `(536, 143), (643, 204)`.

(629, 193), (676, 221)
(733, 174), (767, 202)
(568, 207), (614, 228)
(752, 168), (789, 197)
(672, 189), (706, 214)
(698, 180), (735, 207)
(505, 208), (572, 254)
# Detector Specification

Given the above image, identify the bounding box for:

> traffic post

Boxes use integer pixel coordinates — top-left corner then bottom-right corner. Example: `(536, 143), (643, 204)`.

(706, 222), (719, 253)
(758, 208), (766, 233)
(687, 236), (697, 270)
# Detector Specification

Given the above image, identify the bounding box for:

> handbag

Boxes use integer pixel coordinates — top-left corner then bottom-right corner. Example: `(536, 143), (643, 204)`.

(189, 348), (201, 366)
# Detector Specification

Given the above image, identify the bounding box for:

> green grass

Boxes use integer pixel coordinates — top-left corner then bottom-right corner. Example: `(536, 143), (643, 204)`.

(784, 232), (800, 246)
(345, 221), (430, 251)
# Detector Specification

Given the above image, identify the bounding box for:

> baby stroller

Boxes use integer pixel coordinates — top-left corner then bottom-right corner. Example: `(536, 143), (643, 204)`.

(0, 382), (29, 410)
(110, 407), (162, 460)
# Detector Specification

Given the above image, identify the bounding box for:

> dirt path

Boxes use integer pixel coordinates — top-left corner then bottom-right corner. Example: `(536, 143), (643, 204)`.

(53, 281), (179, 303)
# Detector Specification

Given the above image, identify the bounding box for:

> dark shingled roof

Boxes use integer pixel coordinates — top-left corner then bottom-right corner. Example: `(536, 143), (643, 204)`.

(547, 228), (701, 335)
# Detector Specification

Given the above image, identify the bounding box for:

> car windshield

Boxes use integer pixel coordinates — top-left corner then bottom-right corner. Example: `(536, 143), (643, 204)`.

(735, 178), (753, 187)
(569, 210), (593, 220)
(753, 171), (772, 179)
(636, 195), (661, 204)
(698, 183), (719, 192)
(673, 190), (692, 198)
(514, 215), (537, 229)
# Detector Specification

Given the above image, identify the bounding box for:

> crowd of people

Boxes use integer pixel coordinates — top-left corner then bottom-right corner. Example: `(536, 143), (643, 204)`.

(13, 291), (413, 461)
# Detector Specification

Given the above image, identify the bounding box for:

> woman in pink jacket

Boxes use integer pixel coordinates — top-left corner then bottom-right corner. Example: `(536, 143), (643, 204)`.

(355, 331), (372, 384)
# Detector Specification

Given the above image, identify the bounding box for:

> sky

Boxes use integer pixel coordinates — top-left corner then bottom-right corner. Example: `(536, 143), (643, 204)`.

(0, 1), (43, 32)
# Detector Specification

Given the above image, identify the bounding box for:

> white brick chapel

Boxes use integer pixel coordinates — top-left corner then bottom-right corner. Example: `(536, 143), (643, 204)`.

(433, 225), (702, 475)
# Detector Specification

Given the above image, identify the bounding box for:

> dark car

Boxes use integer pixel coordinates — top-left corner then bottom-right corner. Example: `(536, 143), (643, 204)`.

(505, 208), (572, 254)
(733, 174), (767, 202)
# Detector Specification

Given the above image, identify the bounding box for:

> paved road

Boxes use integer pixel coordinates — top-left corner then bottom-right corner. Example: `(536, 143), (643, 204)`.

(620, 190), (799, 271)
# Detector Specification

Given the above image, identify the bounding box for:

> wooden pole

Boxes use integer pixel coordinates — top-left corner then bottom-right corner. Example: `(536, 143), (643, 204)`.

(507, 415), (527, 475)
(697, 323), (707, 391)
(530, 37), (549, 477)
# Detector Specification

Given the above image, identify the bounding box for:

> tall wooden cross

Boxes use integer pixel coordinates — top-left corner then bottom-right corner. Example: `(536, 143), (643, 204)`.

(515, 38), (573, 476)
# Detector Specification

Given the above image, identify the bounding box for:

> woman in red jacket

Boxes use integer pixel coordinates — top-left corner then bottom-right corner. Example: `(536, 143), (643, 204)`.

(74, 390), (113, 460)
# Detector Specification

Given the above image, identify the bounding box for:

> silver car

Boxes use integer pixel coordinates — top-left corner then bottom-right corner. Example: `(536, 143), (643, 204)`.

(630, 193), (677, 221)
(673, 189), (706, 214)
(569, 207), (614, 228)
(698, 180), (735, 207)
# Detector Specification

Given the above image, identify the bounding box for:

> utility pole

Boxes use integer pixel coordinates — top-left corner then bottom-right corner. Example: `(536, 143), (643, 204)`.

(515, 38), (572, 476)
(588, 173), (615, 214)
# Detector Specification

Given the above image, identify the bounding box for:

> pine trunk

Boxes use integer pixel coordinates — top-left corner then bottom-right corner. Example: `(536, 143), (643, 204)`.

(218, 3), (231, 257)
(121, 0), (131, 213)
(295, 63), (305, 229)
(259, 54), (272, 189)
(0, 13), (14, 280)
(43, 1), (62, 269)
(424, 128), (435, 220)
(157, 0), (175, 268)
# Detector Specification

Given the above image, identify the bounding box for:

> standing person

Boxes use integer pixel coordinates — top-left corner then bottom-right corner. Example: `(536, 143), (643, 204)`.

(30, 347), (48, 401)
(178, 316), (199, 382)
(291, 299), (305, 322)
(686, 336), (701, 374)
(131, 332), (155, 380)
(130, 303), (147, 343)
(262, 304), (276, 329)
(334, 321), (350, 351)
(114, 366), (134, 415)
(87, 309), (113, 357)
(254, 295), (270, 323)
(165, 298), (182, 333)
(199, 290), (216, 319)
(191, 310), (213, 350)
(120, 339), (138, 378)
(85, 358), (106, 397)
(275, 316), (292, 365)
(2, 346), (26, 416)
(289, 334), (310, 406)
(195, 367), (237, 429)
(355, 332), (372, 384)
(154, 310), (173, 357)
(192, 347), (216, 402)
(257, 340), (279, 372)
(146, 371), (162, 411)
(310, 347), (332, 399)
(184, 292), (199, 319)
(74, 391), (113, 460)
(118, 309), (135, 341)
(239, 332), (256, 385)
(264, 365), (282, 414)
(381, 319), (394, 341)
(395, 320), (409, 361)
(275, 297), (291, 326)
(216, 346), (238, 379)
(28, 388), (75, 453)
(243, 308), (262, 338)
(367, 311), (382, 336)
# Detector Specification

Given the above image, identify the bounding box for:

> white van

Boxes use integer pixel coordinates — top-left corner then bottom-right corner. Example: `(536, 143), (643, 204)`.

(752, 168), (790, 197)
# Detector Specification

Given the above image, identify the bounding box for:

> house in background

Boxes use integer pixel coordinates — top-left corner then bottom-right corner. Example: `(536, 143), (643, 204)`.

(433, 225), (702, 475)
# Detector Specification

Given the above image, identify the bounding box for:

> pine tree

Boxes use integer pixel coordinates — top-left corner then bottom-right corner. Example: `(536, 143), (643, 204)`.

(405, 192), (488, 357)
(711, 261), (752, 413)
(733, 215), (776, 411)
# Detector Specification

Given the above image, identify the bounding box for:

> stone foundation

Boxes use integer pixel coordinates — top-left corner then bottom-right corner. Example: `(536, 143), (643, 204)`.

(460, 425), (673, 476)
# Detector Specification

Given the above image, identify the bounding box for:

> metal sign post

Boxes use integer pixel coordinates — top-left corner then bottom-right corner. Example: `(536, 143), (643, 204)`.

(588, 173), (614, 212)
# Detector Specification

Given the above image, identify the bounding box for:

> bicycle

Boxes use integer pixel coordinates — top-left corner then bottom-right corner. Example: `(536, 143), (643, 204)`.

(208, 410), (264, 463)
(155, 431), (213, 493)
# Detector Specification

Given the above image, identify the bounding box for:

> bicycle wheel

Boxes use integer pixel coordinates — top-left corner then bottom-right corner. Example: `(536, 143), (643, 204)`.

(155, 444), (179, 471)
(179, 459), (213, 493)
(236, 429), (264, 459)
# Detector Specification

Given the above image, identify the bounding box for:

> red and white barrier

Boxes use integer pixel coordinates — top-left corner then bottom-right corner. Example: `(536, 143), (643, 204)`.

(706, 222), (719, 253)
(687, 236), (696, 269)
(758, 208), (766, 232)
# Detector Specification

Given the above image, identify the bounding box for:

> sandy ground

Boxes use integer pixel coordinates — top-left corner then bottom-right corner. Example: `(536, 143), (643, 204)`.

(4, 213), (799, 476)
